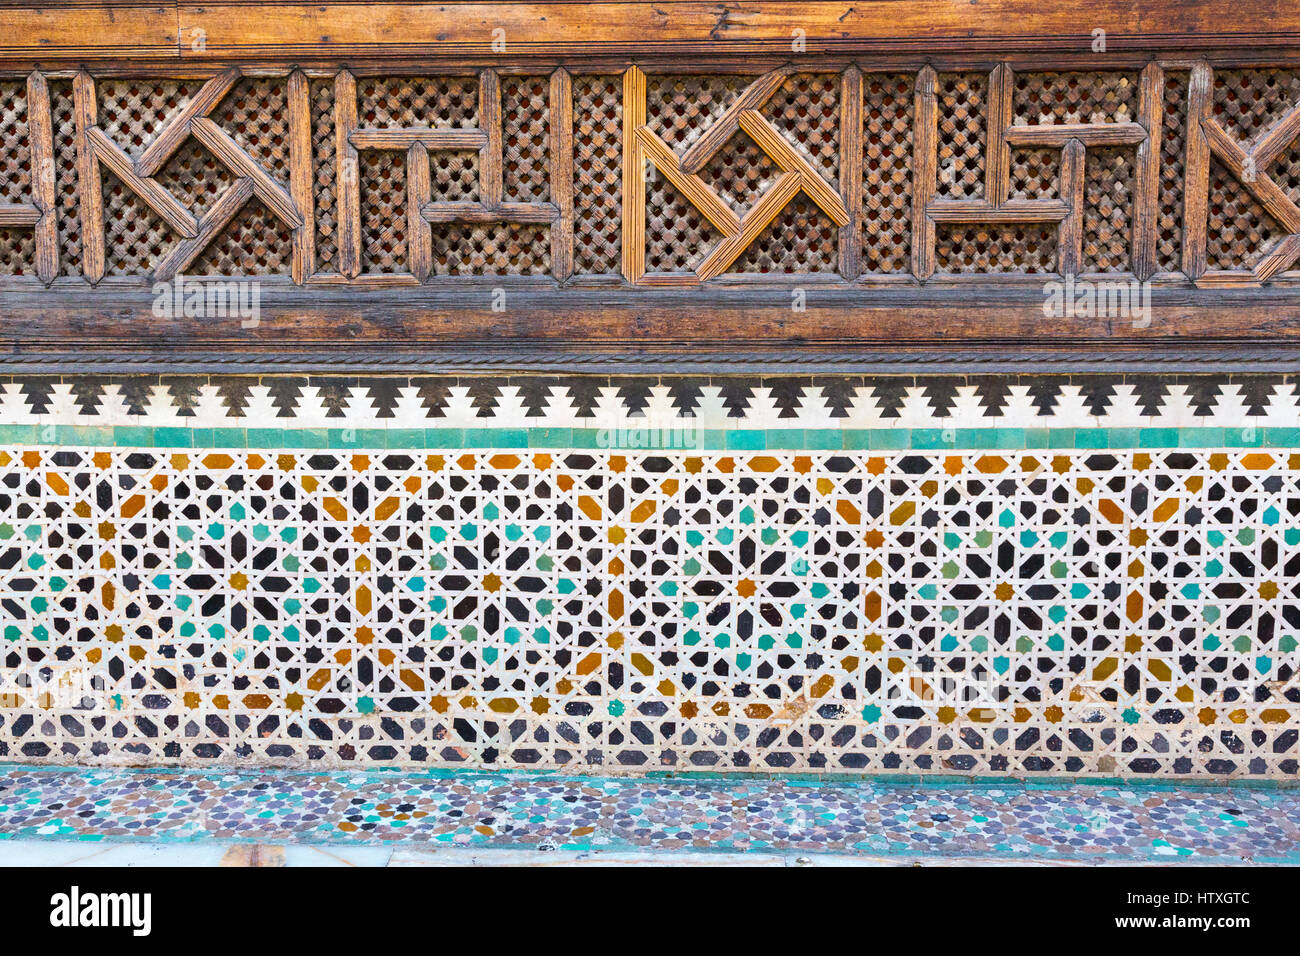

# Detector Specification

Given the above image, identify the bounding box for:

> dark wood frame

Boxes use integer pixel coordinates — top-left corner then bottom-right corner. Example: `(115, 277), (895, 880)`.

(1, 1), (1299, 372)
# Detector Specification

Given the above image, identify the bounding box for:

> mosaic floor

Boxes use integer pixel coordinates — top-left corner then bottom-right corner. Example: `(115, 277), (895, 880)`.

(0, 765), (1297, 863)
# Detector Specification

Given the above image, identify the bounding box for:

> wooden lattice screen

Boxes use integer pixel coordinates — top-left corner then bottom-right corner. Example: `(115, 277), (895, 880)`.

(0, 1), (1297, 369)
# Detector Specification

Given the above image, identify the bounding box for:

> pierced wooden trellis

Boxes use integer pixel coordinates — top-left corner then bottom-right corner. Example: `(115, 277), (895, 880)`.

(70, 69), (304, 284)
(332, 68), (575, 283)
(621, 64), (850, 283)
(1, 58), (1300, 292)
(912, 64), (1159, 281)
(1184, 61), (1300, 286)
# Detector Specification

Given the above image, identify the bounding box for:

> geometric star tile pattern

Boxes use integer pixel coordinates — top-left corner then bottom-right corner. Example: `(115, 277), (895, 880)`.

(1, 429), (1297, 777)
(0, 373), (1298, 778)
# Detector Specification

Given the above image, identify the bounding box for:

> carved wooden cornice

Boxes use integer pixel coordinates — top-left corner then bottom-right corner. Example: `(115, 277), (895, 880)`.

(0, 2), (1298, 370)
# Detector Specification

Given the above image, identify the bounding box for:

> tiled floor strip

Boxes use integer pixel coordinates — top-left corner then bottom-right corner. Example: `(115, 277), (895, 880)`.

(0, 766), (1297, 863)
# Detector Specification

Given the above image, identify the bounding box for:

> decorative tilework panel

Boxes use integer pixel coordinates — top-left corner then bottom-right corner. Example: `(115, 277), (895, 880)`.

(0, 406), (1298, 778)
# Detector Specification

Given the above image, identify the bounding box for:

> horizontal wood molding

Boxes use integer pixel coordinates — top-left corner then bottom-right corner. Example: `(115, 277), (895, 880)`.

(0, 3), (1299, 370)
(2, 3), (1300, 63)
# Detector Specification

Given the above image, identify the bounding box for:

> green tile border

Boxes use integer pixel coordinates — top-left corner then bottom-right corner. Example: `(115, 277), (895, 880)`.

(0, 424), (1294, 451)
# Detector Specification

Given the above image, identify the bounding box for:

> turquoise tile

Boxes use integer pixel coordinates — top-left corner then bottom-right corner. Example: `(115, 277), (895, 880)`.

(954, 428), (996, 451)
(725, 430), (765, 451)
(1104, 427), (1137, 448)
(153, 427), (192, 448)
(799, 430), (842, 451)
(209, 428), (249, 448)
(385, 429), (425, 449)
(1138, 428), (1179, 448)
(1183, 427), (1224, 448)
(910, 428), (949, 450)
(0, 424), (40, 444)
(461, 428), (494, 448)
(869, 429), (909, 450)
(764, 428), (803, 450)
(59, 425), (113, 446)
(113, 426), (154, 447)
(277, 430), (313, 451)
(528, 428), (572, 448)
(1265, 427), (1300, 447)
(251, 427), (300, 447)
(22, 422), (1300, 457)
(1074, 428), (1107, 449)
(492, 429), (529, 448)
(328, 428), (387, 448)
(423, 428), (465, 449)
(993, 428), (1026, 449)
(1231, 425), (1263, 447)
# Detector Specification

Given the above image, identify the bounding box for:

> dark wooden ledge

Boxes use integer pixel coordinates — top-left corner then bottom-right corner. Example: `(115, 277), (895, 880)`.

(1, 279), (1298, 373)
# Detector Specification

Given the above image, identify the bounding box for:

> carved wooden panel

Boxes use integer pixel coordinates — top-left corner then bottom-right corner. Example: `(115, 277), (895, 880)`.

(1, 60), (1297, 291)
(0, 1), (1295, 366)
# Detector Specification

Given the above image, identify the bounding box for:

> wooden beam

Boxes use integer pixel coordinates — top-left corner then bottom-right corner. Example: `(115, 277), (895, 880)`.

(478, 69), (503, 210)
(1002, 122), (1147, 147)
(11, 281), (1300, 354)
(0, 205), (39, 227)
(349, 128), (487, 150)
(621, 65), (647, 284)
(1130, 62), (1163, 282)
(288, 69), (315, 285)
(927, 199), (1071, 223)
(985, 64), (1013, 206)
(406, 142), (432, 282)
(678, 67), (791, 174)
(25, 71), (58, 284)
(163, 3), (1300, 60)
(73, 71), (104, 284)
(334, 70), (361, 279)
(550, 67), (575, 283)
(838, 67), (863, 281)
(136, 68), (241, 178)
(737, 110), (850, 226)
(1181, 61), (1212, 280)
(153, 178), (255, 282)
(910, 66), (937, 280)
(635, 128), (741, 235)
(2, 4), (1297, 59)
(421, 202), (559, 224)
(1057, 138), (1086, 275)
